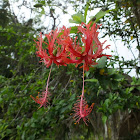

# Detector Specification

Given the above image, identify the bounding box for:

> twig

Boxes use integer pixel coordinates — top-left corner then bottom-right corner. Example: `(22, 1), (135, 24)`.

(20, 66), (41, 94)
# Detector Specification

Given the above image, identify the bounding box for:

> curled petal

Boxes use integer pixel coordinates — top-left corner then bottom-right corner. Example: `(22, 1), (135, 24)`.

(30, 90), (50, 109)
(73, 96), (95, 125)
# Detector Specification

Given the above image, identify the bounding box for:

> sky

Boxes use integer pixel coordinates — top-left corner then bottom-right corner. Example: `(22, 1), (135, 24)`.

(9, 0), (139, 77)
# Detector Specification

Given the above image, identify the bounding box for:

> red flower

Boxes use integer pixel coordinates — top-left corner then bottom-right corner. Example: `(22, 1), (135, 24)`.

(31, 64), (52, 109)
(35, 27), (71, 67)
(73, 96), (95, 125)
(65, 22), (111, 71)
(30, 90), (50, 109)
(73, 66), (95, 125)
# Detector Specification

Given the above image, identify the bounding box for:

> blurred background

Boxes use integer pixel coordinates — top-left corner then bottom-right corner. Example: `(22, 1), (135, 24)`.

(0, 0), (140, 140)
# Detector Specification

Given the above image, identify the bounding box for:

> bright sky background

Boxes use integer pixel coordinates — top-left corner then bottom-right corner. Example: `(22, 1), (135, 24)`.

(9, 0), (139, 77)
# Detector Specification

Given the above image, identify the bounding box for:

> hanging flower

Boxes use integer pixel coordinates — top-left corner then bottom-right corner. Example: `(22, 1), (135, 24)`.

(73, 96), (95, 125)
(35, 27), (71, 68)
(30, 90), (50, 109)
(65, 22), (111, 71)
(73, 66), (95, 125)
(31, 64), (52, 109)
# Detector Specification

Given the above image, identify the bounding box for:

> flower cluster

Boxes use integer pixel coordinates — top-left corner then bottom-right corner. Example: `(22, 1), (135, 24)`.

(31, 22), (111, 125)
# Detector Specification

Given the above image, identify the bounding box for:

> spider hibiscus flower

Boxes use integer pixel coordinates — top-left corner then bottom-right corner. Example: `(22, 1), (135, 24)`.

(73, 66), (95, 125)
(35, 27), (71, 68)
(73, 96), (95, 125)
(65, 22), (111, 71)
(31, 27), (72, 108)
(30, 64), (52, 109)
(72, 22), (111, 125)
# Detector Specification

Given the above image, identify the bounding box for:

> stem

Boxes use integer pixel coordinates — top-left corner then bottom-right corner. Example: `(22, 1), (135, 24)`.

(39, 32), (43, 51)
(38, 64), (53, 109)
(80, 65), (85, 117)
(46, 64), (53, 92)
(82, 65), (85, 97)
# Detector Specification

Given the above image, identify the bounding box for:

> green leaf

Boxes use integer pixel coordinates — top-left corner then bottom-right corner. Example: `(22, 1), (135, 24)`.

(69, 13), (85, 24)
(89, 9), (111, 23)
(0, 95), (2, 102)
(40, 8), (45, 15)
(84, 0), (91, 22)
(31, 123), (36, 128)
(60, 106), (68, 113)
(40, 0), (45, 5)
(85, 71), (90, 77)
(102, 115), (107, 124)
(21, 131), (25, 140)
(69, 93), (76, 101)
(6, 129), (13, 135)
(113, 74), (124, 81)
(70, 26), (78, 34)
(85, 79), (98, 82)
(104, 99), (110, 108)
(95, 56), (107, 68)
(107, 68), (116, 75)
(131, 78), (140, 90)
(34, 3), (43, 8)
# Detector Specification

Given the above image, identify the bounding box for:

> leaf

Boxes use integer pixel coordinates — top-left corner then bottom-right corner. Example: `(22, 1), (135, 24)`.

(102, 115), (107, 124)
(6, 129), (13, 135)
(70, 26), (78, 34)
(69, 93), (76, 101)
(0, 95), (2, 102)
(34, 3), (43, 8)
(21, 131), (25, 140)
(95, 56), (107, 68)
(113, 74), (124, 81)
(85, 79), (98, 82)
(40, 8), (45, 15)
(60, 106), (68, 113)
(69, 13), (85, 24)
(89, 9), (111, 23)
(85, 71), (90, 77)
(107, 68), (116, 75)
(104, 99), (110, 108)
(40, 0), (45, 5)
(84, 0), (91, 22)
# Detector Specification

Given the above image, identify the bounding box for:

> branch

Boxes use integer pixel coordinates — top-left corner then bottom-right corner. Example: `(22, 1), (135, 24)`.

(50, 8), (56, 30)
